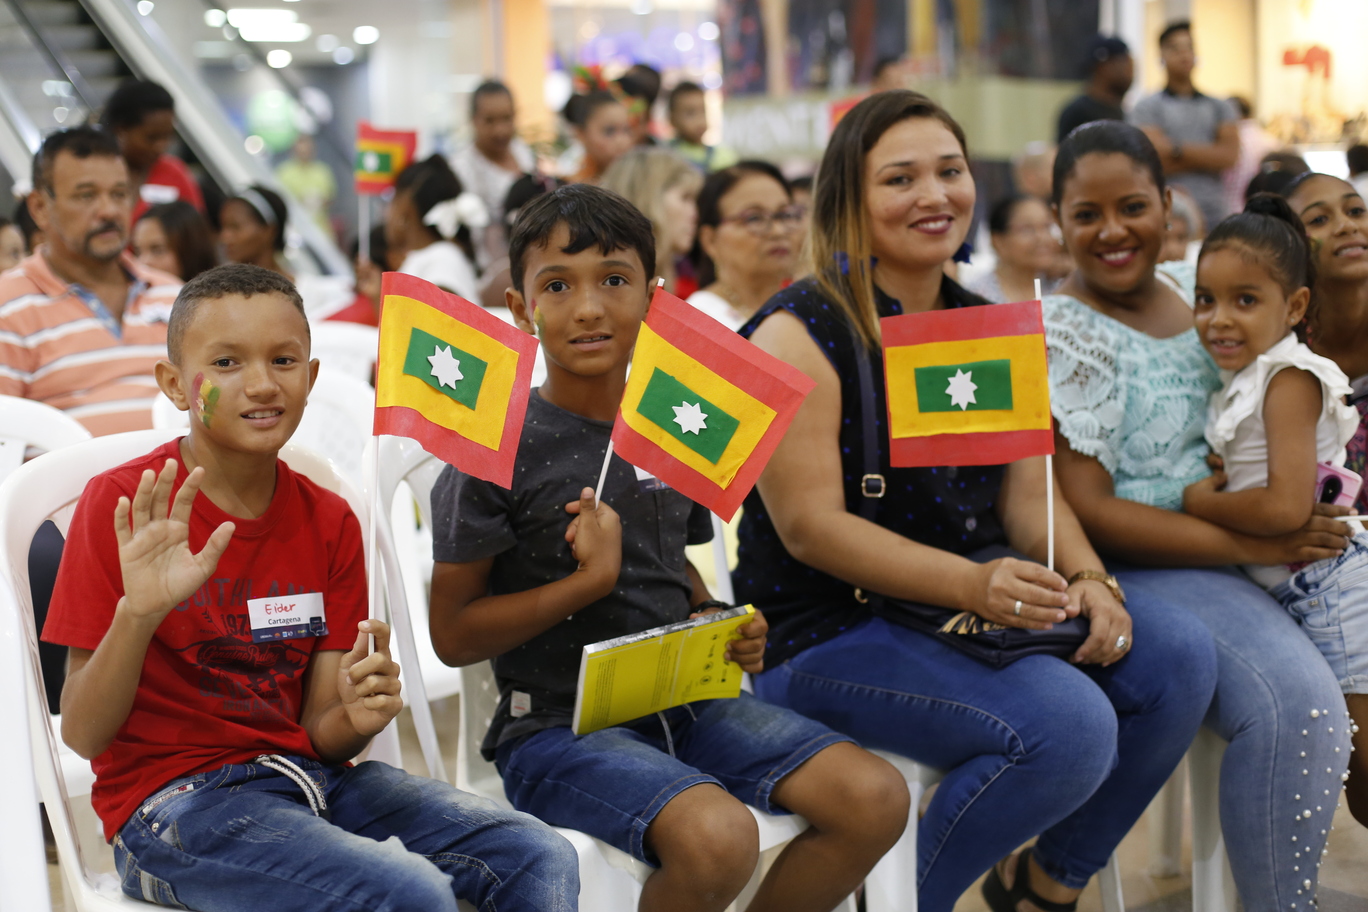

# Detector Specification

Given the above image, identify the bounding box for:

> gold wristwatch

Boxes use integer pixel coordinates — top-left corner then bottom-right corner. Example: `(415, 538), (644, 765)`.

(1066, 570), (1126, 605)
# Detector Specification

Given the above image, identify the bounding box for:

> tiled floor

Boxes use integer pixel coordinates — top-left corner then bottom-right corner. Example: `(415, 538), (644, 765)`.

(45, 699), (1368, 910)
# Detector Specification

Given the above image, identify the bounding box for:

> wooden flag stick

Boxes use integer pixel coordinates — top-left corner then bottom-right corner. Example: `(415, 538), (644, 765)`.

(1036, 277), (1055, 572)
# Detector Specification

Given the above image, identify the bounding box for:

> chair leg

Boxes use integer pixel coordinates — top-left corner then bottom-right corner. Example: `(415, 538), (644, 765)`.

(1096, 853), (1125, 912)
(1148, 762), (1186, 878)
(1189, 728), (1237, 912)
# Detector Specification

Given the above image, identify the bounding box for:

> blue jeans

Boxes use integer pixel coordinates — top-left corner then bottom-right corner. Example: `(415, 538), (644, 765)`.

(1115, 567), (1352, 912)
(1270, 532), (1368, 694)
(113, 757), (580, 912)
(752, 592), (1215, 912)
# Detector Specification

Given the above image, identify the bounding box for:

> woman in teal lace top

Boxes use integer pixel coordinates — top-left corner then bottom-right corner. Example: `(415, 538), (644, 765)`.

(1045, 121), (1354, 911)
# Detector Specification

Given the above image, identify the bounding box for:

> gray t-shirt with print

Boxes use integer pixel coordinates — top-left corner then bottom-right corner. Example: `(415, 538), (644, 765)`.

(431, 390), (714, 758)
(1130, 89), (1236, 230)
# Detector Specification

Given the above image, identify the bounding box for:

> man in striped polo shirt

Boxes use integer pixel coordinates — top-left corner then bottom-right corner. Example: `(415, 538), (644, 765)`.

(0, 126), (180, 436)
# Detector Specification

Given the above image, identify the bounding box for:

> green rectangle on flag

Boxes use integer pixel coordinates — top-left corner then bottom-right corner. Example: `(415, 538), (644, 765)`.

(355, 149), (393, 175)
(402, 327), (488, 410)
(914, 359), (1013, 412)
(637, 368), (739, 464)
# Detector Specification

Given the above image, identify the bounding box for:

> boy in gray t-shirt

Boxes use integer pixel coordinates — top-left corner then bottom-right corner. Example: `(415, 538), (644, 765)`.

(428, 183), (909, 912)
(1130, 20), (1238, 230)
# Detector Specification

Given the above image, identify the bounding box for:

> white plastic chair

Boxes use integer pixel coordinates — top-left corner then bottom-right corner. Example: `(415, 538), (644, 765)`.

(0, 430), (404, 910)
(1147, 732), (1236, 912)
(310, 321), (379, 383)
(0, 393), (92, 481)
(151, 366), (375, 487)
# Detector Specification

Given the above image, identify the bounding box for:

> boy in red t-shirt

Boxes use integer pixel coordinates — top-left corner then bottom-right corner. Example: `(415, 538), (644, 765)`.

(42, 263), (578, 912)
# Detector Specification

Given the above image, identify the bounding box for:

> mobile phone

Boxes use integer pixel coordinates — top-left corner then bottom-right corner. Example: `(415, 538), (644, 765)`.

(1317, 463), (1363, 507)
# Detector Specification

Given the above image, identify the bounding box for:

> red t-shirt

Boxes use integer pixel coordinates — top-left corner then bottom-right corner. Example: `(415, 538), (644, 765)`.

(42, 439), (367, 841)
(132, 155), (207, 223)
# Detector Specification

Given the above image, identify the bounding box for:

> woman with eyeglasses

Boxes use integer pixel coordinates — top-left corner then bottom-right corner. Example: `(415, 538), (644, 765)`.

(688, 161), (803, 330)
(966, 194), (1063, 304)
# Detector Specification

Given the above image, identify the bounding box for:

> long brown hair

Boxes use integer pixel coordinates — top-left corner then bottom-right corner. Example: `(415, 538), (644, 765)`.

(811, 91), (968, 349)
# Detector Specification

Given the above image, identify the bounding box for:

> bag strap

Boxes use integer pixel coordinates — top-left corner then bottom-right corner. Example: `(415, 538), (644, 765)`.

(852, 339), (884, 524)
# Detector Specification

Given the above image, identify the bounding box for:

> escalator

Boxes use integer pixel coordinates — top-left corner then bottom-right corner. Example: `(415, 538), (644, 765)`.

(0, 0), (349, 276)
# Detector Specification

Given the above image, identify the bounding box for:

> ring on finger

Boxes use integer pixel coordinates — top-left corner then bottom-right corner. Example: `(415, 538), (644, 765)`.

(1013, 599), (1023, 616)
(1115, 634), (1129, 651)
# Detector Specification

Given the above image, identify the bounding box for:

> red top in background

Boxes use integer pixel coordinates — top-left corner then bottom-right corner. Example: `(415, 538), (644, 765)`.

(132, 154), (206, 223)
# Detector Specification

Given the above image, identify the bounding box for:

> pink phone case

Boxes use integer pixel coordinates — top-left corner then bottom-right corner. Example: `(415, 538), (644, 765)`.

(1316, 463), (1363, 507)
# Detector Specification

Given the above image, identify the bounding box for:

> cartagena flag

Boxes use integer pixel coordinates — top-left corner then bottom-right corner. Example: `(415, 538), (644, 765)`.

(355, 121), (417, 195)
(881, 299), (1053, 467)
(373, 273), (538, 487)
(612, 288), (816, 520)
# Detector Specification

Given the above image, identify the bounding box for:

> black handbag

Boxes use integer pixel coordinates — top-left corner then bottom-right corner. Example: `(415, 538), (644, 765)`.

(849, 334), (1089, 668)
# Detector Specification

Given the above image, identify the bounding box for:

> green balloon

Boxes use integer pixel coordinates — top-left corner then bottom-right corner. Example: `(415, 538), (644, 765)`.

(246, 90), (298, 153)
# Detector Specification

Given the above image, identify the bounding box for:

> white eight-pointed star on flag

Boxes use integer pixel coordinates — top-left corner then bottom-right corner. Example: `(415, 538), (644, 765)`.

(672, 401), (709, 434)
(428, 344), (464, 389)
(945, 368), (978, 410)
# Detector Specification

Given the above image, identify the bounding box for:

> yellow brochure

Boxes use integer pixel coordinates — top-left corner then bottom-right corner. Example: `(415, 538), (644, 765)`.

(571, 605), (756, 736)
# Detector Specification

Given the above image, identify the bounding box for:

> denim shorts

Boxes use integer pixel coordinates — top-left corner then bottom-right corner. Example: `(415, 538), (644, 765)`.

(494, 692), (852, 864)
(1271, 532), (1368, 694)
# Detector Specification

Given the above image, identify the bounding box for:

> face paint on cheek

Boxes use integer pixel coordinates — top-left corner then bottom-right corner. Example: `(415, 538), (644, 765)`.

(191, 372), (220, 428)
(532, 301), (546, 336)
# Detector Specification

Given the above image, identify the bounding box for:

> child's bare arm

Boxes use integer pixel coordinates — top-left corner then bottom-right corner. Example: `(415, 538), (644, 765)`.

(299, 620), (403, 763)
(60, 461), (234, 758)
(429, 488), (622, 667)
(1183, 368), (1323, 536)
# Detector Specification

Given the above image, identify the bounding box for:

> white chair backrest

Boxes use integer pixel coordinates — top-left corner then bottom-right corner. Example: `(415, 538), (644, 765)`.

(311, 321), (379, 384)
(0, 394), (92, 482)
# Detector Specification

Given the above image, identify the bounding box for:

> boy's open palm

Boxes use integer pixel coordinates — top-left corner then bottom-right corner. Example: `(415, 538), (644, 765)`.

(114, 460), (234, 622)
(338, 620), (403, 736)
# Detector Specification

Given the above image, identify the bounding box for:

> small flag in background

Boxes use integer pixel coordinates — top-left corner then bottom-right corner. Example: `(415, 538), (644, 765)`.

(355, 121), (417, 195)
(373, 273), (538, 487)
(881, 299), (1053, 467)
(612, 288), (816, 520)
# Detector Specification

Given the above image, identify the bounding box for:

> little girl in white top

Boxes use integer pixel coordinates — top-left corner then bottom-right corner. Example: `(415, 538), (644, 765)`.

(1182, 194), (1367, 805)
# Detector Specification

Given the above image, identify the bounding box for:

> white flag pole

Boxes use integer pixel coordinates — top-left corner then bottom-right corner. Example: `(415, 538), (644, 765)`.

(594, 439), (615, 507)
(1036, 278), (1055, 572)
(365, 436), (381, 631)
(358, 195), (371, 267)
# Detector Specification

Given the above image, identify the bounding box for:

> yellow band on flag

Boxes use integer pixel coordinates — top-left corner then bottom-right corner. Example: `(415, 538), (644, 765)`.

(376, 294), (521, 451)
(885, 334), (1050, 438)
(620, 323), (777, 489)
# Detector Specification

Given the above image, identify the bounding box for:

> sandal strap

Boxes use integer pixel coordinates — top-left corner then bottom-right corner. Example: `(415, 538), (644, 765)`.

(1012, 850), (1079, 912)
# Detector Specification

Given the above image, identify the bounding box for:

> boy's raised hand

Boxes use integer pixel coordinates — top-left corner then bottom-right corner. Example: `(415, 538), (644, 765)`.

(564, 487), (623, 598)
(338, 620), (403, 737)
(114, 460), (234, 624)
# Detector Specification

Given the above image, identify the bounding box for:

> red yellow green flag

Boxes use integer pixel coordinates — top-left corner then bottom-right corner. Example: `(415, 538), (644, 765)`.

(373, 273), (538, 487)
(355, 121), (417, 195)
(881, 299), (1054, 467)
(612, 288), (816, 520)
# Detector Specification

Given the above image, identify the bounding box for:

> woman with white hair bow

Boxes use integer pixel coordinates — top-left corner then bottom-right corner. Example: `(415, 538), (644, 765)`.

(383, 154), (485, 302)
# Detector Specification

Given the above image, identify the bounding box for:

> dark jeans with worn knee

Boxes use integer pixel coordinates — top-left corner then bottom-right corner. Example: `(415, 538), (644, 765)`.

(752, 587), (1215, 911)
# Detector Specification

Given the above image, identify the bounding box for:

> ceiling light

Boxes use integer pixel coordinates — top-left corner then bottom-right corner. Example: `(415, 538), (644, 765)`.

(244, 135), (265, 154)
(674, 33), (694, 51)
(137, 1), (154, 15)
(226, 8), (294, 28)
(316, 33), (338, 52)
(266, 49), (292, 68)
(240, 22), (311, 41)
(333, 46), (355, 64)
(698, 21), (719, 41)
(204, 8), (226, 27)
(353, 25), (379, 45)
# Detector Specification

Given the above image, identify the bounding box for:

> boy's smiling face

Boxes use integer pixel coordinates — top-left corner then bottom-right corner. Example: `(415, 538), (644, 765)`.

(509, 222), (650, 380)
(159, 292), (318, 457)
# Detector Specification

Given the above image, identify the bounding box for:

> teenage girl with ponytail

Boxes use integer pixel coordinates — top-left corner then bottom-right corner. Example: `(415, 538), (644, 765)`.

(1180, 192), (1368, 823)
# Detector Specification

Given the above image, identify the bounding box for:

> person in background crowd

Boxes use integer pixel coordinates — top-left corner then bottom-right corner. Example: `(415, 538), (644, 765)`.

(220, 184), (364, 323)
(274, 134), (337, 240)
(1347, 144), (1368, 201)
(1245, 151), (1310, 201)
(1056, 35), (1132, 144)
(600, 148), (702, 294)
(617, 63), (662, 147)
(562, 91), (633, 185)
(386, 155), (482, 302)
(1, 128), (181, 711)
(1012, 142), (1055, 200)
(0, 213), (24, 271)
(1046, 121), (1350, 910)
(453, 80), (536, 270)
(737, 91), (1216, 912)
(689, 160), (801, 329)
(1161, 186), (1205, 262)
(789, 174), (815, 242)
(667, 81), (738, 173)
(1131, 21), (1239, 231)
(870, 56), (907, 93)
(132, 201), (217, 283)
(100, 78), (205, 223)
(967, 195), (1062, 303)
(1222, 96), (1277, 215)
(13, 197), (42, 252)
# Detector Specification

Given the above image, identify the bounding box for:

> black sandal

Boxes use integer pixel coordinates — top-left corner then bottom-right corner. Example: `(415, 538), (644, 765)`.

(981, 849), (1079, 912)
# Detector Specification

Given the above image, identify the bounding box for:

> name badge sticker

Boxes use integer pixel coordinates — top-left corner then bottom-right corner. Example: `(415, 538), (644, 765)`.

(247, 592), (327, 643)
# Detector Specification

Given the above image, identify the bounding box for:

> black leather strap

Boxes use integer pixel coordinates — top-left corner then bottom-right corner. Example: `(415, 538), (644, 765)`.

(852, 338), (883, 524)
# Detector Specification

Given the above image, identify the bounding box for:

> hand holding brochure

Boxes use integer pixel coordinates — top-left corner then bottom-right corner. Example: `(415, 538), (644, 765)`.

(571, 606), (756, 736)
